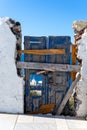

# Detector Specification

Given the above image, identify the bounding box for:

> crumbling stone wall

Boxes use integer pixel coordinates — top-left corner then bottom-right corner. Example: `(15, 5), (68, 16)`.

(0, 17), (24, 113)
(73, 21), (87, 117)
(6, 18), (22, 75)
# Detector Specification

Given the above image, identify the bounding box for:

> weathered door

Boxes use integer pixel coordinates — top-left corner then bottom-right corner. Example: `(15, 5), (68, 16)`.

(46, 36), (72, 107)
(24, 36), (72, 112)
(24, 36), (47, 112)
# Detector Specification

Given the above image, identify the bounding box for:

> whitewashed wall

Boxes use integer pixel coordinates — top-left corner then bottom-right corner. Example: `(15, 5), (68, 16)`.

(0, 18), (24, 113)
(76, 30), (87, 116)
(73, 21), (87, 117)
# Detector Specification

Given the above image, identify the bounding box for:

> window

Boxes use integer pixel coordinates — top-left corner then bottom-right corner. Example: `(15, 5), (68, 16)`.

(30, 90), (42, 96)
(30, 73), (43, 86)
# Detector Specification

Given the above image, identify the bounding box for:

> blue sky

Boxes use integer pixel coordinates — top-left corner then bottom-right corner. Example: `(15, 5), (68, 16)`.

(0, 0), (87, 43)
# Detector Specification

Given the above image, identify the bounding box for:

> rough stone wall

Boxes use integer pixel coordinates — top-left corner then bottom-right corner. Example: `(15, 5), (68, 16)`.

(73, 21), (87, 117)
(6, 18), (22, 75)
(0, 17), (24, 113)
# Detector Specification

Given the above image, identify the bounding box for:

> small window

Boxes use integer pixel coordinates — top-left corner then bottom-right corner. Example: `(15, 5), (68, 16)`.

(30, 90), (42, 96)
(30, 73), (43, 86)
